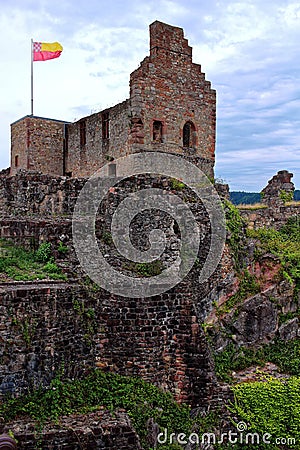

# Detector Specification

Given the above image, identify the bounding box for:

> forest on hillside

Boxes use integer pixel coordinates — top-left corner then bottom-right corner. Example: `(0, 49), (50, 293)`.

(230, 189), (300, 205)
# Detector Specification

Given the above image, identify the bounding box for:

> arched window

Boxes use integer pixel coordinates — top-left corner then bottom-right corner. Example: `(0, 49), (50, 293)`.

(183, 121), (196, 148)
(15, 155), (19, 167)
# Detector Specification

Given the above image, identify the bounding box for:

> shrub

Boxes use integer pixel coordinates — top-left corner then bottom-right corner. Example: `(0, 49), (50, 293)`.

(230, 376), (300, 448)
(35, 242), (52, 262)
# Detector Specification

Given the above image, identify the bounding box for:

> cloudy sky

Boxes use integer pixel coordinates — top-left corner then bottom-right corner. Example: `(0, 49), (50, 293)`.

(0, 0), (299, 191)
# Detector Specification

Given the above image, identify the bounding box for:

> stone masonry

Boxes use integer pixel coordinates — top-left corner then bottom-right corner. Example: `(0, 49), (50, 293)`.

(240, 170), (300, 229)
(0, 171), (218, 409)
(261, 170), (295, 207)
(10, 116), (67, 177)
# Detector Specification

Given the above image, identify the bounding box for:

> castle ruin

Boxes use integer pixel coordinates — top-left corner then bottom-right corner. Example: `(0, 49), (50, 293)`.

(10, 21), (216, 179)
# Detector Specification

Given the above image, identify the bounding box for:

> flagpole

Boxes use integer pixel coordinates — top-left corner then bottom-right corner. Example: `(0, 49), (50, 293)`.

(31, 38), (33, 115)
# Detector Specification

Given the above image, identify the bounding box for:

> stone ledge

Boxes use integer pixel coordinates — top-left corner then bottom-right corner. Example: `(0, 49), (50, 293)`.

(1, 409), (142, 450)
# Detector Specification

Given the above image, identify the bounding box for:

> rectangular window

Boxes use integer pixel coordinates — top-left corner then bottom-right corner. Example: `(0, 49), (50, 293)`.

(102, 112), (109, 139)
(108, 163), (116, 177)
(153, 120), (163, 142)
(80, 120), (86, 147)
(15, 155), (19, 167)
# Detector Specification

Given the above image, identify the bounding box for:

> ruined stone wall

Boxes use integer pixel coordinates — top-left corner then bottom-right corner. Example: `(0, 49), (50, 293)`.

(129, 21), (216, 174)
(240, 204), (300, 230)
(239, 171), (299, 229)
(0, 171), (218, 408)
(66, 100), (130, 178)
(0, 279), (216, 408)
(1, 170), (298, 412)
(10, 116), (67, 176)
(1, 410), (142, 449)
(0, 171), (84, 218)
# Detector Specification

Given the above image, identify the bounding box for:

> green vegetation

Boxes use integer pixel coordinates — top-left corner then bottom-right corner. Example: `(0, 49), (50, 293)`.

(209, 215), (300, 448)
(57, 241), (68, 255)
(170, 178), (185, 191)
(230, 191), (261, 205)
(35, 242), (52, 262)
(214, 339), (300, 383)
(279, 189), (294, 203)
(101, 230), (113, 245)
(224, 200), (246, 270)
(247, 216), (300, 288)
(230, 189), (300, 205)
(0, 239), (66, 281)
(0, 371), (217, 449)
(230, 376), (300, 449)
(72, 299), (96, 344)
(135, 260), (164, 276)
(123, 260), (164, 277)
(81, 275), (101, 292)
(216, 269), (260, 316)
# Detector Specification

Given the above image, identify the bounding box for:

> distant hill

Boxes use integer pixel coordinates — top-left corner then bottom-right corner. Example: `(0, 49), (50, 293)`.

(230, 190), (300, 205)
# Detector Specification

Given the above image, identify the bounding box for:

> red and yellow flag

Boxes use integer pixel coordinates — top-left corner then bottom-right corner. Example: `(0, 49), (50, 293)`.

(33, 42), (63, 61)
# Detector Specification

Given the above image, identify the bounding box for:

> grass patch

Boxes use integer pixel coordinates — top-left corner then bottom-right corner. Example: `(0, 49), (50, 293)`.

(286, 200), (300, 207)
(123, 260), (164, 277)
(0, 239), (67, 281)
(170, 178), (185, 191)
(237, 202), (268, 210)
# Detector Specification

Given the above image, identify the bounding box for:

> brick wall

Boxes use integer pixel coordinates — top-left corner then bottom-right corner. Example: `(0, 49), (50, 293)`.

(0, 171), (85, 218)
(66, 100), (130, 178)
(129, 21), (216, 168)
(10, 119), (28, 174)
(0, 171), (218, 408)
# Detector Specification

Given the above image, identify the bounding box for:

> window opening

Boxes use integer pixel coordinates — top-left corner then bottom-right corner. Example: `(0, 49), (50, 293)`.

(102, 112), (110, 139)
(80, 120), (86, 147)
(153, 120), (163, 143)
(183, 121), (196, 148)
(108, 163), (116, 177)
